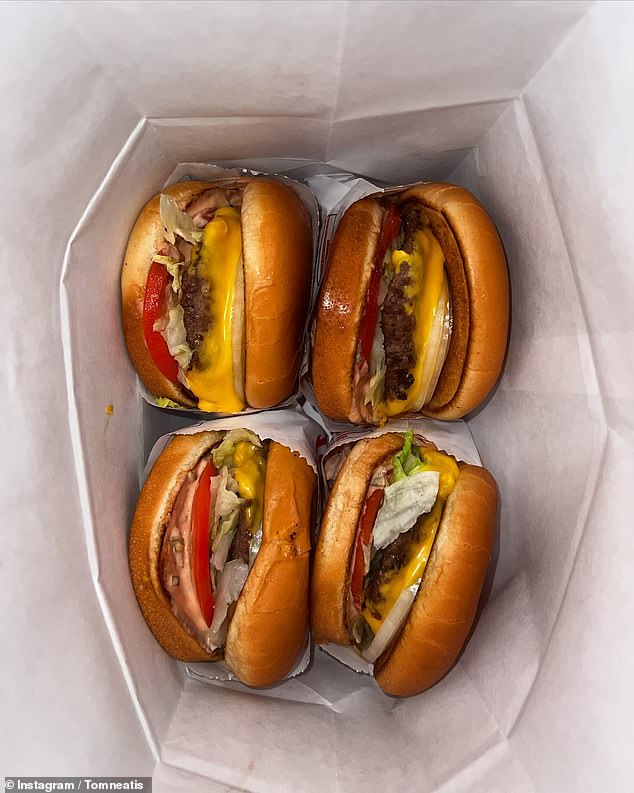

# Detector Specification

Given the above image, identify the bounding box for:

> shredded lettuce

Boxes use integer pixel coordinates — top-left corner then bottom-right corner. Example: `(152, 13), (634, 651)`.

(152, 255), (184, 294)
(159, 193), (203, 245)
(211, 429), (262, 468)
(392, 430), (427, 482)
(154, 396), (181, 409)
(165, 260), (184, 293)
(372, 470), (440, 550)
(211, 468), (243, 548)
(153, 254), (178, 267)
(154, 305), (192, 369)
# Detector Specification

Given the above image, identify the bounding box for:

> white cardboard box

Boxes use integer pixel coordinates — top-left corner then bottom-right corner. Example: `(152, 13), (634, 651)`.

(2, 1), (633, 791)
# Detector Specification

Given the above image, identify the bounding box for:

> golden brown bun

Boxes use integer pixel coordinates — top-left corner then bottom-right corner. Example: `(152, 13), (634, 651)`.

(374, 465), (497, 696)
(121, 179), (313, 411)
(242, 180), (313, 409)
(128, 431), (225, 662)
(400, 184), (509, 420)
(121, 181), (210, 407)
(311, 183), (509, 422)
(225, 442), (316, 686)
(312, 198), (384, 422)
(311, 433), (405, 645)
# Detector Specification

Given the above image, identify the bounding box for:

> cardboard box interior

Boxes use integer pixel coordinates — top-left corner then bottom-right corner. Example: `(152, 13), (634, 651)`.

(3, 1), (633, 791)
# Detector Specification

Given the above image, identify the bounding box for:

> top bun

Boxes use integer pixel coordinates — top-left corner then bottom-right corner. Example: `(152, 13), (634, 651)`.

(242, 180), (313, 409)
(121, 181), (209, 407)
(400, 183), (509, 420)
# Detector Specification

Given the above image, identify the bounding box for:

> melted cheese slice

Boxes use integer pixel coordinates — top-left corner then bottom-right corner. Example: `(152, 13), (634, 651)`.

(232, 440), (266, 532)
(384, 227), (446, 417)
(185, 207), (245, 413)
(361, 449), (459, 635)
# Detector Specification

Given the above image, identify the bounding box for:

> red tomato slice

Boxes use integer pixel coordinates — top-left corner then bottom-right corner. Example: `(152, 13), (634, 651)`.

(350, 488), (384, 611)
(359, 205), (401, 363)
(143, 261), (179, 384)
(191, 462), (217, 627)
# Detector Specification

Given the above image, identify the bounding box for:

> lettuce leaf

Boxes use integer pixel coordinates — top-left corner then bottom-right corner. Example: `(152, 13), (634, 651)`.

(165, 260), (184, 293)
(152, 255), (184, 294)
(159, 193), (203, 245)
(153, 304), (192, 369)
(392, 430), (427, 482)
(211, 468), (243, 544)
(211, 429), (262, 468)
(372, 470), (440, 550)
(154, 396), (181, 409)
(207, 467), (244, 588)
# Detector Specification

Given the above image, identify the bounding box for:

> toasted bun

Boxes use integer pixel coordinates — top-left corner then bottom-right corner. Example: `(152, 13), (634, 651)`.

(225, 442), (316, 686)
(311, 433), (405, 645)
(374, 465), (497, 696)
(242, 180), (313, 409)
(312, 198), (384, 422)
(129, 430), (225, 662)
(121, 179), (313, 410)
(400, 184), (509, 420)
(121, 181), (210, 407)
(311, 183), (509, 422)
(310, 434), (496, 697)
(129, 431), (317, 684)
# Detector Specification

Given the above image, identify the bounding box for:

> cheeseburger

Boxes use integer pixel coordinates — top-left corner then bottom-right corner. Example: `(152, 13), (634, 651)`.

(311, 431), (496, 696)
(122, 178), (313, 412)
(129, 428), (316, 687)
(312, 183), (509, 424)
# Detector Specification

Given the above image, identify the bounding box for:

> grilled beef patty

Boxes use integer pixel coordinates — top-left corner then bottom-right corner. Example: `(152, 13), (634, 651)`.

(379, 203), (427, 402)
(363, 524), (417, 608)
(381, 264), (416, 401)
(181, 268), (211, 353)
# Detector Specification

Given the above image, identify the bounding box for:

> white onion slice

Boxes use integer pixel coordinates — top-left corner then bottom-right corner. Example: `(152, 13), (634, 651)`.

(411, 274), (452, 412)
(362, 581), (421, 663)
(423, 275), (452, 405)
(249, 524), (263, 570)
(206, 560), (249, 651)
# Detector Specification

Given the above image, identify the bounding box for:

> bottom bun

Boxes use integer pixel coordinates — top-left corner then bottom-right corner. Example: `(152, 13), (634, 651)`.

(129, 431), (224, 662)
(373, 465), (497, 696)
(311, 433), (405, 646)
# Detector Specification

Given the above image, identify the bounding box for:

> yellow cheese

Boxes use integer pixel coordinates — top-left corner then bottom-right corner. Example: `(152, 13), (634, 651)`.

(384, 228), (445, 417)
(232, 440), (266, 531)
(185, 207), (245, 413)
(418, 449), (459, 500)
(361, 449), (459, 634)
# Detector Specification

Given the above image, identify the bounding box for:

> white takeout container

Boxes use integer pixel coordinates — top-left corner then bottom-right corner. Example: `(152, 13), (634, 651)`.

(3, 2), (633, 791)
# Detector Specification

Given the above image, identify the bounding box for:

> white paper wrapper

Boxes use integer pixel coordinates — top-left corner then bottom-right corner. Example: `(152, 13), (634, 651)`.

(141, 407), (321, 685)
